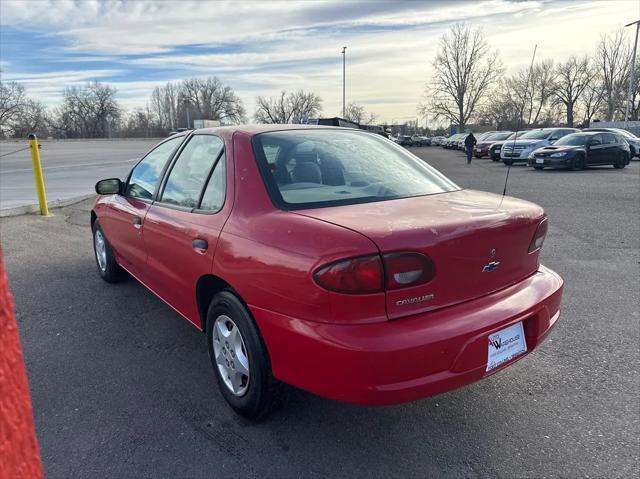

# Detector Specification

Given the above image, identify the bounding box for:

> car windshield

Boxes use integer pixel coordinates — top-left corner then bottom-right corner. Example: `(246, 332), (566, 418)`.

(490, 132), (513, 140)
(519, 130), (551, 139)
(253, 129), (459, 208)
(554, 134), (587, 146)
(506, 131), (529, 140)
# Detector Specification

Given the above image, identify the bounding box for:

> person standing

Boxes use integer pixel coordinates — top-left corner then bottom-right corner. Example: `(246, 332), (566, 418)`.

(464, 132), (477, 164)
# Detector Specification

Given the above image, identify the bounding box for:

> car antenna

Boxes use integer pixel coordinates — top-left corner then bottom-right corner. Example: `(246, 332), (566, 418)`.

(502, 44), (538, 199)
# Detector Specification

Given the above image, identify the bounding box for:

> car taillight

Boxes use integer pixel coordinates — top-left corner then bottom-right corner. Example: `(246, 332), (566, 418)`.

(529, 217), (548, 253)
(313, 255), (383, 294)
(383, 252), (436, 290)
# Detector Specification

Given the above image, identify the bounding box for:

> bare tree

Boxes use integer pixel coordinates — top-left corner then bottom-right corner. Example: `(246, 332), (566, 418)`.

(595, 30), (631, 121)
(580, 81), (606, 125)
(421, 24), (502, 129)
(10, 100), (50, 138)
(179, 77), (245, 124)
(254, 90), (322, 124)
(0, 81), (27, 137)
(150, 82), (180, 132)
(552, 56), (592, 127)
(123, 108), (153, 138)
(51, 81), (121, 138)
(528, 60), (556, 125)
(343, 102), (377, 125)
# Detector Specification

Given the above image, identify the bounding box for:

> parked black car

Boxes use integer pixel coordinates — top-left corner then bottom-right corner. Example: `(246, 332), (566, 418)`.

(527, 131), (630, 170)
(397, 135), (414, 147)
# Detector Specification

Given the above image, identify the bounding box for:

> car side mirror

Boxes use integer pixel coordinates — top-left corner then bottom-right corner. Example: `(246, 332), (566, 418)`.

(95, 178), (123, 195)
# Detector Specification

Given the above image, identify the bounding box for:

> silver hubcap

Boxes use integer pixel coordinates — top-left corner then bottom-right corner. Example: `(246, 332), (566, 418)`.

(94, 230), (107, 272)
(212, 315), (250, 396)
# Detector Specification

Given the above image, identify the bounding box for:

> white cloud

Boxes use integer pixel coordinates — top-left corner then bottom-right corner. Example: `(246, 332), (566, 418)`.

(1, 0), (637, 122)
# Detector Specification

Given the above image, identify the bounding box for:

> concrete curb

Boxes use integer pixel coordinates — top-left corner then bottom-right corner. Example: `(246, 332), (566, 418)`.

(0, 194), (95, 218)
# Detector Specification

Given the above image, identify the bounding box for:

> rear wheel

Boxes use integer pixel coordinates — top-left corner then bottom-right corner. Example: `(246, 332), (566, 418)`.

(570, 155), (585, 171)
(206, 291), (286, 421)
(92, 220), (126, 283)
(613, 152), (627, 169)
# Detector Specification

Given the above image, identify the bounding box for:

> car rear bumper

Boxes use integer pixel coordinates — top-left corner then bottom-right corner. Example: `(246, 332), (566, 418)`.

(252, 265), (564, 405)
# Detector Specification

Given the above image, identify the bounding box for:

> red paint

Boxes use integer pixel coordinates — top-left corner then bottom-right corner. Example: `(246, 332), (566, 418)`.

(0, 253), (44, 479)
(93, 125), (564, 405)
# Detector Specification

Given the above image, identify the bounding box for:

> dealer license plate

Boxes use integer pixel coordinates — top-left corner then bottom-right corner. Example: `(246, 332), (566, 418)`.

(536, 158), (544, 164)
(486, 322), (527, 372)
(476, 147), (482, 152)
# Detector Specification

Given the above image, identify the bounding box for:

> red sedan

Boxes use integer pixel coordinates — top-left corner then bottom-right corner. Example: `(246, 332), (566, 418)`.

(91, 125), (563, 420)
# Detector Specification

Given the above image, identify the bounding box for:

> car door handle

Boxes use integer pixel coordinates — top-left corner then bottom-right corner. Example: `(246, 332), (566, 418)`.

(132, 217), (142, 227)
(192, 239), (208, 252)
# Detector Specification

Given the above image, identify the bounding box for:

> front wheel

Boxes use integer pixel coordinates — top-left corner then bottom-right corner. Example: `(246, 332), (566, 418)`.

(533, 165), (544, 170)
(503, 159), (513, 166)
(92, 220), (126, 283)
(206, 291), (287, 421)
(570, 155), (585, 171)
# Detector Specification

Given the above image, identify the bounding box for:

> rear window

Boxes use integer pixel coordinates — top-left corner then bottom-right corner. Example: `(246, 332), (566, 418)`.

(253, 129), (459, 209)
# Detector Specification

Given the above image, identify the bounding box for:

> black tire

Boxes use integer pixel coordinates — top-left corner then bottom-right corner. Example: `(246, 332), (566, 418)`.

(491, 154), (500, 162)
(503, 159), (513, 166)
(206, 291), (286, 421)
(613, 152), (627, 169)
(92, 220), (126, 283)
(533, 165), (544, 170)
(570, 155), (585, 171)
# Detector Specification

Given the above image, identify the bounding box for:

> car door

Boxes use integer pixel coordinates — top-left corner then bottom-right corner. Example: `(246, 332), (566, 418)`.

(587, 134), (605, 164)
(101, 135), (185, 278)
(601, 133), (618, 164)
(142, 133), (232, 326)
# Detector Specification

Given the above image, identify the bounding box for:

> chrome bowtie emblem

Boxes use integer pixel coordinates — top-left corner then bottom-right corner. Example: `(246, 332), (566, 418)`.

(482, 261), (500, 273)
(490, 248), (497, 258)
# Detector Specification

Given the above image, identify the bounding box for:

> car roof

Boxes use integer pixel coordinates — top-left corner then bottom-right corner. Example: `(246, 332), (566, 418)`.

(569, 131), (606, 136)
(193, 124), (359, 137)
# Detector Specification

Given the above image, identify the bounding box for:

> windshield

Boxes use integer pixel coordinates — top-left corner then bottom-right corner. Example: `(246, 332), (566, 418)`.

(519, 130), (551, 140)
(487, 132), (512, 141)
(253, 129), (459, 209)
(554, 134), (587, 146)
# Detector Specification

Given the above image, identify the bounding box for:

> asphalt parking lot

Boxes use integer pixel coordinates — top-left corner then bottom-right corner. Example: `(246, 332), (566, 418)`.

(1, 146), (638, 478)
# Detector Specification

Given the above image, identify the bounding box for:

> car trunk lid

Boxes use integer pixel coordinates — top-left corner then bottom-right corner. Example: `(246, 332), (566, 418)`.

(296, 189), (544, 319)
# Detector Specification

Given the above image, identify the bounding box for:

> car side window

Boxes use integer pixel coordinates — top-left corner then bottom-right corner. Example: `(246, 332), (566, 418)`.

(602, 133), (616, 144)
(549, 131), (560, 141)
(127, 136), (183, 200)
(591, 134), (603, 146)
(160, 135), (224, 209)
(199, 154), (226, 212)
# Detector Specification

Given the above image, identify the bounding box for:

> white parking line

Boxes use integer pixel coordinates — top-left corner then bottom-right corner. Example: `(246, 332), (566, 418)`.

(0, 158), (139, 174)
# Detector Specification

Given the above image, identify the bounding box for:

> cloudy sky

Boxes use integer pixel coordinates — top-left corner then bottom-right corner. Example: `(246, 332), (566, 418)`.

(1, 0), (638, 123)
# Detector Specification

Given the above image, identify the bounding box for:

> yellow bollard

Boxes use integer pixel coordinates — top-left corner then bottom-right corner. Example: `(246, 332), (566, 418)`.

(28, 134), (50, 216)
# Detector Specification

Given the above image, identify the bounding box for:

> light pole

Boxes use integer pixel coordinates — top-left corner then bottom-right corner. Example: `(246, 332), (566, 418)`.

(182, 98), (191, 129)
(341, 46), (347, 118)
(624, 19), (640, 123)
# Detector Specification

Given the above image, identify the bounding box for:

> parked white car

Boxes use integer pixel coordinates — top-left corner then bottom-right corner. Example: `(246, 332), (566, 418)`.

(501, 128), (579, 165)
